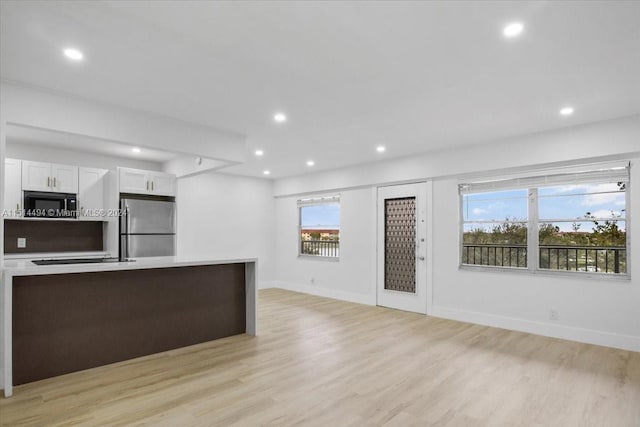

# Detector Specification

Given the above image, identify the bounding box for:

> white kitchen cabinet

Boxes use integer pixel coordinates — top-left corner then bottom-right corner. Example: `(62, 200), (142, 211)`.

(21, 160), (51, 192)
(119, 168), (149, 194)
(4, 158), (22, 217)
(78, 167), (108, 220)
(119, 168), (176, 196)
(51, 163), (79, 193)
(21, 160), (78, 193)
(148, 171), (176, 196)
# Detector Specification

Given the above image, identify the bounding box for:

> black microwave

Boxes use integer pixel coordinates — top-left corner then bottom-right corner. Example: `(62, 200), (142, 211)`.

(23, 191), (78, 218)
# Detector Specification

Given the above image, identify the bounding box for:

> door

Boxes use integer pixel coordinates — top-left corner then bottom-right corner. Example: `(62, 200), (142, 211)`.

(78, 167), (107, 219)
(4, 158), (22, 217)
(119, 168), (150, 194)
(377, 182), (429, 314)
(121, 198), (176, 234)
(149, 172), (176, 196)
(51, 164), (79, 193)
(22, 160), (51, 192)
(121, 234), (175, 257)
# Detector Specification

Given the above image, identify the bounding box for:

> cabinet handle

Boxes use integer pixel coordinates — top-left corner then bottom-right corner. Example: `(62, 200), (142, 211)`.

(146, 180), (149, 190)
(16, 203), (19, 210)
(53, 177), (57, 188)
(47, 177), (51, 187)
(151, 181), (154, 191)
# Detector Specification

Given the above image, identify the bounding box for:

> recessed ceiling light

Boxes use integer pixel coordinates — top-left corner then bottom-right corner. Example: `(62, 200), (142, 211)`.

(559, 106), (574, 116)
(274, 113), (287, 123)
(255, 149), (264, 156)
(376, 145), (386, 153)
(263, 170), (271, 175)
(503, 22), (524, 38)
(306, 160), (315, 167)
(63, 48), (84, 61)
(131, 147), (141, 153)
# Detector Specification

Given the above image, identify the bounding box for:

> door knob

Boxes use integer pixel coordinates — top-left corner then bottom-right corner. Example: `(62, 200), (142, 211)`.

(418, 256), (425, 261)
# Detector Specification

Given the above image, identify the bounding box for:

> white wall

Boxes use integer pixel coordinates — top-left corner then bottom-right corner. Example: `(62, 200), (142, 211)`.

(275, 114), (640, 196)
(271, 115), (640, 351)
(274, 188), (376, 304)
(0, 81), (246, 164)
(176, 172), (276, 287)
(6, 142), (163, 171)
(430, 172), (639, 351)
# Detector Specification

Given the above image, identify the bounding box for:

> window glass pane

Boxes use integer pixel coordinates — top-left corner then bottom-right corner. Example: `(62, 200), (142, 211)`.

(538, 180), (627, 275)
(462, 189), (528, 222)
(300, 203), (340, 257)
(538, 220), (626, 274)
(462, 222), (527, 268)
(538, 182), (626, 221)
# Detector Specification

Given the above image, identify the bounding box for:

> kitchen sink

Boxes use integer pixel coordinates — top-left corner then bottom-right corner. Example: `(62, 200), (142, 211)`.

(31, 257), (134, 266)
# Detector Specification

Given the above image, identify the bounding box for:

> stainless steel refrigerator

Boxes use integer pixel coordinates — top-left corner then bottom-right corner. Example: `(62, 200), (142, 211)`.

(120, 198), (176, 258)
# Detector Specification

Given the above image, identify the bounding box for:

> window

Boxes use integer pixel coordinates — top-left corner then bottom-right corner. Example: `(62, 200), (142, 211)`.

(462, 189), (529, 268)
(460, 164), (629, 275)
(298, 195), (340, 258)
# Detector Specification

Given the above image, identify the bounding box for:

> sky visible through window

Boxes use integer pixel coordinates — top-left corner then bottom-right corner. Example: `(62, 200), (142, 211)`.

(463, 183), (626, 232)
(300, 203), (340, 230)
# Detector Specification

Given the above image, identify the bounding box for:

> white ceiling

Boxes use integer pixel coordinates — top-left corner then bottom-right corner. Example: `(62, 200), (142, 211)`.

(6, 124), (178, 163)
(1, 1), (639, 178)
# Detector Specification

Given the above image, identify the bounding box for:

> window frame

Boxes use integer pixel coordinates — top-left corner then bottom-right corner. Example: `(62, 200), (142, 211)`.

(297, 195), (341, 261)
(458, 166), (631, 280)
(460, 188), (530, 270)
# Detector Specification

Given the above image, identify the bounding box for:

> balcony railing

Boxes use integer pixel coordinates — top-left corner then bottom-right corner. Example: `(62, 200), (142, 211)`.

(301, 240), (340, 257)
(462, 244), (626, 274)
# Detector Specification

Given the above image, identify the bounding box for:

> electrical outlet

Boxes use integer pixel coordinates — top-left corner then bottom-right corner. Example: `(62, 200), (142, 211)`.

(17, 237), (27, 249)
(549, 309), (559, 321)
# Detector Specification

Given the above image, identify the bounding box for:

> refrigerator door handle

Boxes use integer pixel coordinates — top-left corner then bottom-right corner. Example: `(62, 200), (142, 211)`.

(123, 205), (130, 259)
(124, 205), (130, 235)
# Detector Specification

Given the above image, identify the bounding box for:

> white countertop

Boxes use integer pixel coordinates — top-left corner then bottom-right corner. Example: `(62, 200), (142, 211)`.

(4, 251), (111, 260)
(3, 256), (258, 277)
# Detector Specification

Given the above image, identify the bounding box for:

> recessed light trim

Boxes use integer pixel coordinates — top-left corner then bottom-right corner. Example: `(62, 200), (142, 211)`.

(255, 149), (264, 156)
(131, 147), (141, 153)
(273, 113), (287, 123)
(263, 170), (271, 175)
(306, 160), (315, 167)
(503, 22), (524, 38)
(376, 145), (386, 153)
(63, 48), (84, 61)
(559, 106), (574, 116)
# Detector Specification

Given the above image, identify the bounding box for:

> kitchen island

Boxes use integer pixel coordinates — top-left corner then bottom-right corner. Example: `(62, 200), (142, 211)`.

(1, 257), (257, 397)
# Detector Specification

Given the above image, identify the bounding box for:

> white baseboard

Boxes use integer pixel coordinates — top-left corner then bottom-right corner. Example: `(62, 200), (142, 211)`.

(269, 281), (376, 306)
(261, 283), (639, 353)
(258, 280), (279, 290)
(431, 305), (640, 353)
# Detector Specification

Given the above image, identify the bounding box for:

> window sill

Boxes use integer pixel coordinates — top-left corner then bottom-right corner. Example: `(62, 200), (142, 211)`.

(297, 255), (340, 262)
(459, 264), (630, 282)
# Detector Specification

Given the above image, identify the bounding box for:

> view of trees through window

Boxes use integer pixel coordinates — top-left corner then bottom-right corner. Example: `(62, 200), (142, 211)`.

(462, 180), (627, 274)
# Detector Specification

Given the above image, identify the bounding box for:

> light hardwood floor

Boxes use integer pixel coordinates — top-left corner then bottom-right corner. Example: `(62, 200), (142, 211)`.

(1, 288), (639, 426)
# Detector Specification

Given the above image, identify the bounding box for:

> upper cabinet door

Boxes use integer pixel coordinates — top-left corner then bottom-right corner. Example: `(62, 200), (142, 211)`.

(119, 168), (176, 196)
(4, 158), (22, 217)
(22, 160), (52, 192)
(149, 172), (176, 196)
(119, 168), (151, 194)
(78, 167), (108, 220)
(51, 164), (79, 193)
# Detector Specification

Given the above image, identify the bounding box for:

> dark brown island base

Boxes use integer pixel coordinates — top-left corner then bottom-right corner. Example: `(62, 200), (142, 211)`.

(1, 258), (257, 397)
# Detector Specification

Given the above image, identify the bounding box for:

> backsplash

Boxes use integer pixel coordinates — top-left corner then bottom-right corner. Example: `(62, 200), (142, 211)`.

(4, 219), (104, 254)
